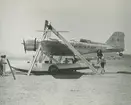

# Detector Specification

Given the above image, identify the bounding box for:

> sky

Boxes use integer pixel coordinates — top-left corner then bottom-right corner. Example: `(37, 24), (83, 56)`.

(0, 0), (131, 56)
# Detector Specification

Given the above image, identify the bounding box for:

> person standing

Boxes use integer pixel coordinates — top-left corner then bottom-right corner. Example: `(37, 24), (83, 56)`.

(100, 56), (106, 74)
(0, 55), (7, 76)
(97, 49), (103, 63)
(0, 56), (3, 76)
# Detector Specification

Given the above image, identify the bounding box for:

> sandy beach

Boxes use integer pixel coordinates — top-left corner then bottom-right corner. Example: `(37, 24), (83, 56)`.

(0, 55), (131, 105)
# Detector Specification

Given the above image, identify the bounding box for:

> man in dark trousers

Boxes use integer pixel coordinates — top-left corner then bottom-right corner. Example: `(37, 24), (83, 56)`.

(0, 56), (3, 76)
(0, 55), (6, 76)
(100, 56), (106, 74)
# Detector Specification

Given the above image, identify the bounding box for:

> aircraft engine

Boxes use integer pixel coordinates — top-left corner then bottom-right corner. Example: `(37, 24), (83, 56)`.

(22, 38), (38, 53)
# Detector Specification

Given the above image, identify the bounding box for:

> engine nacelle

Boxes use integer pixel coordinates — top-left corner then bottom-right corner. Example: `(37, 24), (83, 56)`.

(22, 38), (38, 53)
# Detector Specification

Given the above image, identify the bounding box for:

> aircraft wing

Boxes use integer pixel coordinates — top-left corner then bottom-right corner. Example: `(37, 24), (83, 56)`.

(41, 40), (96, 61)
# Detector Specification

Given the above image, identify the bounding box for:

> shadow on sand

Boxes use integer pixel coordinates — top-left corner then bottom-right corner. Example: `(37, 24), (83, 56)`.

(51, 71), (95, 79)
(11, 67), (131, 79)
(99, 71), (131, 75)
(117, 71), (131, 74)
(12, 67), (95, 79)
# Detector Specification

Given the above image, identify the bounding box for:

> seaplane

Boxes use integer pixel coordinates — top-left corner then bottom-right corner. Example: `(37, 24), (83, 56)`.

(20, 20), (125, 75)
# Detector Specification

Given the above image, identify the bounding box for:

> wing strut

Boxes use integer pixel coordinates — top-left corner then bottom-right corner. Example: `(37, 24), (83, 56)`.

(46, 21), (97, 73)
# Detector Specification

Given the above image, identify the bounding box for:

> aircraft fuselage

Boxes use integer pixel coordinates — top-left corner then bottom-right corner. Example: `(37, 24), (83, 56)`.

(23, 39), (124, 56)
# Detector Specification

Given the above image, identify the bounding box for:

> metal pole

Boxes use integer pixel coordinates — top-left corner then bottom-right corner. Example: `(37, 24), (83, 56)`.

(7, 59), (16, 80)
(27, 45), (41, 76)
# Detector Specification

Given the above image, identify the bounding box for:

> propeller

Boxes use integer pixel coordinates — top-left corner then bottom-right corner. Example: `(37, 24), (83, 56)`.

(36, 30), (69, 33)
(44, 20), (48, 31)
(34, 38), (37, 51)
(22, 39), (26, 53)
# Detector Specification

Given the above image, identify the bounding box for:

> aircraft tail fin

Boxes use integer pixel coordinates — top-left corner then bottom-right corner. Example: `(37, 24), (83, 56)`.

(106, 32), (125, 51)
